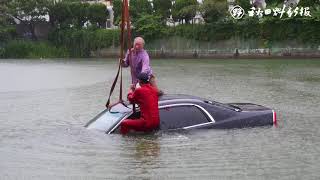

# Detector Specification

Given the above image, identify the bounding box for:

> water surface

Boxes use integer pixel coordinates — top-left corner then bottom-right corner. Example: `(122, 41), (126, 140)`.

(0, 59), (319, 180)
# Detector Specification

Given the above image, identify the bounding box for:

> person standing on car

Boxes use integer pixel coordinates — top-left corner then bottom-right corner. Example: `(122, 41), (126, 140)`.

(120, 72), (160, 134)
(121, 36), (162, 95)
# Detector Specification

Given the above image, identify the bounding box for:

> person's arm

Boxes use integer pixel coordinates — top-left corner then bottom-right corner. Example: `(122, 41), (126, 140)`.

(141, 51), (151, 74)
(127, 86), (141, 104)
(121, 50), (131, 67)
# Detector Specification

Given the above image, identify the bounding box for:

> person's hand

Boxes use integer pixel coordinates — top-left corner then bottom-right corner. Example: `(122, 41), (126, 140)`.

(128, 84), (135, 93)
(119, 58), (125, 65)
(130, 84), (135, 91)
(130, 48), (136, 54)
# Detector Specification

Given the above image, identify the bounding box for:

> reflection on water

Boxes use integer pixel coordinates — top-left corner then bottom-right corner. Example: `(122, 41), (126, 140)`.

(133, 136), (160, 162)
(0, 59), (319, 179)
(132, 135), (161, 178)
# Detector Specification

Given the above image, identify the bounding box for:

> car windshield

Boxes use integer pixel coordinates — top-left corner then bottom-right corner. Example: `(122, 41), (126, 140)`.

(86, 103), (132, 133)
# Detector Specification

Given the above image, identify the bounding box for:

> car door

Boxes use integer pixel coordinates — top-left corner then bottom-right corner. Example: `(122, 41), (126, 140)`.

(159, 104), (213, 130)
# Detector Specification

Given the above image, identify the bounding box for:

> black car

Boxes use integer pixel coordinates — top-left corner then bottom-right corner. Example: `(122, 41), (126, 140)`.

(86, 94), (277, 134)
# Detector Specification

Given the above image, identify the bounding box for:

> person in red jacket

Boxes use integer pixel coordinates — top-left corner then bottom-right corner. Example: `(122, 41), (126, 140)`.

(120, 73), (160, 134)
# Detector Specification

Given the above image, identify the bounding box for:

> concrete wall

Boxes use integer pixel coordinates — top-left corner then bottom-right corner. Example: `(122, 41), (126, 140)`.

(92, 36), (320, 58)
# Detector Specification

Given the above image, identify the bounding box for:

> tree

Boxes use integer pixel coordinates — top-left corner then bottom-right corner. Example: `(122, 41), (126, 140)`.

(172, 0), (198, 24)
(200, 0), (227, 23)
(0, 0), (9, 15)
(112, 0), (152, 25)
(133, 14), (167, 41)
(8, 0), (51, 40)
(69, 2), (89, 28)
(153, 0), (172, 22)
(112, 0), (122, 25)
(49, 2), (108, 29)
(0, 0), (10, 26)
(0, 0), (17, 45)
(48, 2), (72, 28)
(87, 3), (108, 28)
(266, 0), (283, 6)
(129, 0), (153, 23)
(237, 0), (251, 11)
(298, 0), (320, 7)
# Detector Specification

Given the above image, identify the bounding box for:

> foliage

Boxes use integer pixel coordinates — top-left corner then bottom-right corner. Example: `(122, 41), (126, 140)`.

(172, 15), (320, 48)
(49, 28), (120, 57)
(237, 0), (251, 11)
(265, 0), (282, 6)
(68, 2), (89, 28)
(2, 40), (69, 58)
(112, 0), (122, 25)
(0, 0), (16, 47)
(7, 0), (50, 21)
(129, 0), (153, 23)
(0, 0), (16, 43)
(0, 0), (10, 21)
(153, 0), (172, 21)
(87, 3), (108, 28)
(113, 0), (153, 25)
(312, 7), (320, 19)
(48, 1), (72, 28)
(1, 0), (320, 58)
(0, 26), (16, 43)
(171, 25), (191, 39)
(200, 0), (228, 23)
(133, 14), (168, 42)
(48, 2), (107, 28)
(172, 0), (198, 23)
(172, 11), (237, 41)
(298, 0), (320, 10)
(259, 17), (320, 47)
(0, 47), (4, 58)
(7, 0), (51, 39)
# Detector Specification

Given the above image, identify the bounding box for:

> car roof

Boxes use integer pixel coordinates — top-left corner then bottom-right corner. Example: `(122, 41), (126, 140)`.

(159, 94), (207, 106)
(159, 94), (204, 101)
(158, 94), (236, 111)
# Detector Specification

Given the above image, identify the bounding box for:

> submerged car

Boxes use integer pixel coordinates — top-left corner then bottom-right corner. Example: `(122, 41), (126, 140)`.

(85, 94), (277, 134)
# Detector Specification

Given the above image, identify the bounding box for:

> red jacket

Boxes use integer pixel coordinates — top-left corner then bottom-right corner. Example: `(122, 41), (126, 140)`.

(127, 84), (160, 128)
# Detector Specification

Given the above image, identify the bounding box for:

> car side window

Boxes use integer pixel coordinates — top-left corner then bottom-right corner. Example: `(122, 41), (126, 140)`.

(159, 105), (209, 130)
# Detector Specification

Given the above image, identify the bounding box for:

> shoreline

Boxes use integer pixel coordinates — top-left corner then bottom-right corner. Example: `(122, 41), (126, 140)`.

(2, 48), (320, 60)
(89, 54), (320, 60)
(92, 48), (320, 59)
(1, 56), (320, 60)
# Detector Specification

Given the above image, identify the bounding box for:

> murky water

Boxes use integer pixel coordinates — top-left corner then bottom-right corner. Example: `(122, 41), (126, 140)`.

(0, 59), (319, 180)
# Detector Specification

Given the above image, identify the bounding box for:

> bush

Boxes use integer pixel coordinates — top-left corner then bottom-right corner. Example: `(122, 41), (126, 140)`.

(173, 20), (235, 42)
(28, 42), (69, 58)
(0, 47), (5, 58)
(0, 26), (17, 43)
(3, 40), (32, 58)
(49, 28), (120, 57)
(171, 16), (320, 47)
(3, 40), (69, 58)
